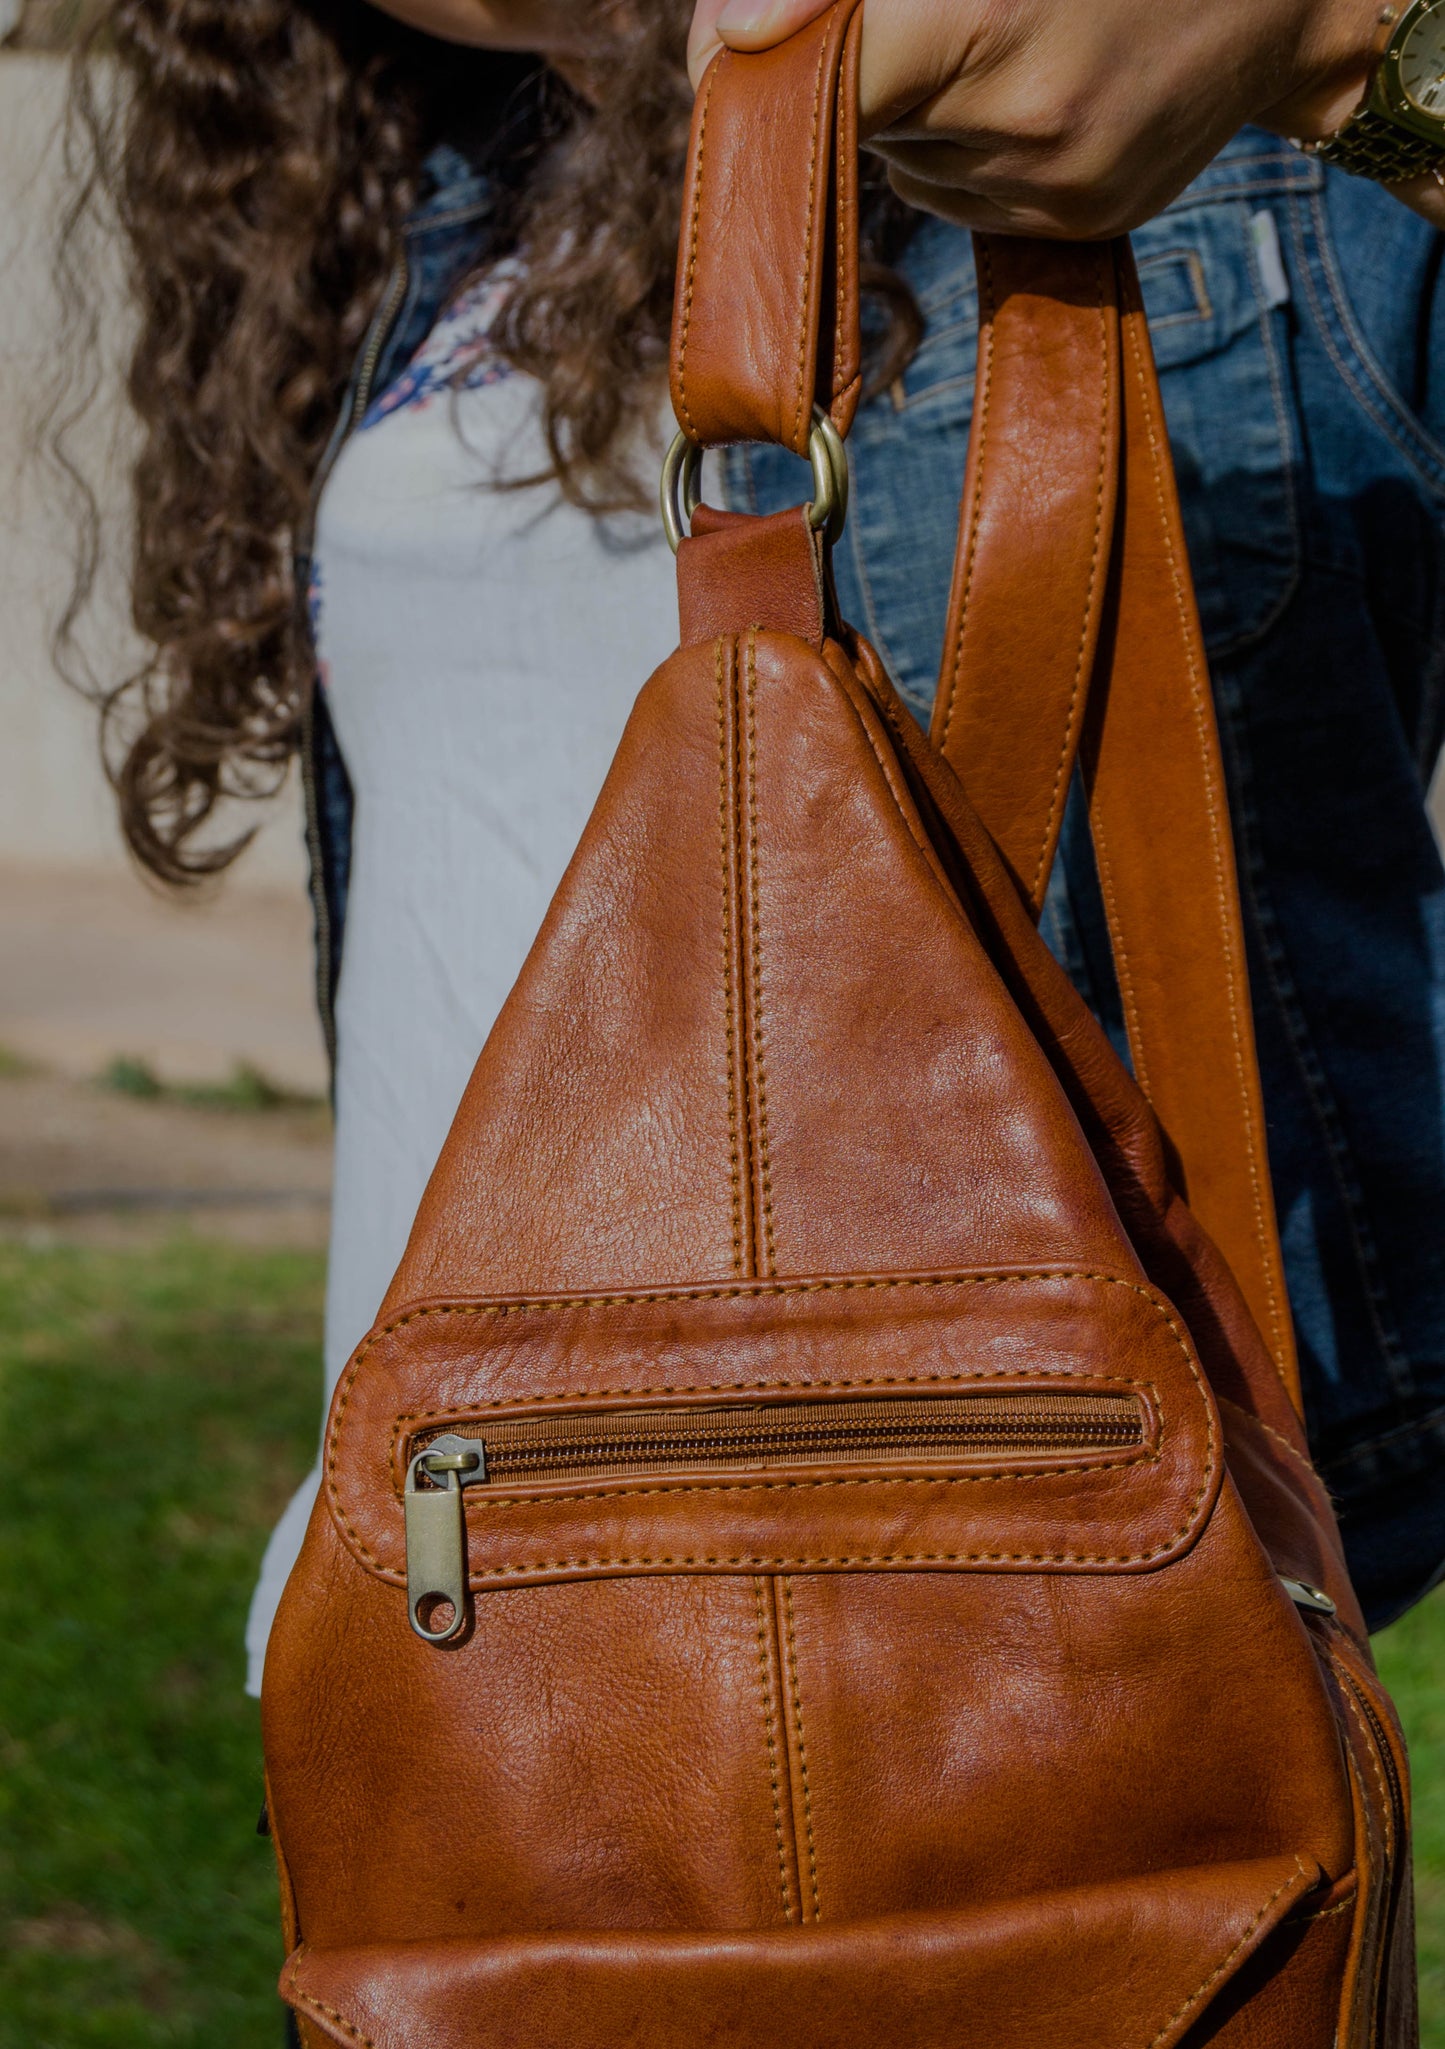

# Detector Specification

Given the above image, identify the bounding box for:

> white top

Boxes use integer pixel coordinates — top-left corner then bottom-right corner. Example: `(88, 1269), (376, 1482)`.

(245, 269), (680, 1692)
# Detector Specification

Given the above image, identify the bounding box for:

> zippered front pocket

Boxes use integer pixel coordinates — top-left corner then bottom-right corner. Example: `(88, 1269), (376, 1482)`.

(412, 1389), (1144, 1486)
(402, 1388), (1148, 1641)
(325, 1272), (1219, 1625)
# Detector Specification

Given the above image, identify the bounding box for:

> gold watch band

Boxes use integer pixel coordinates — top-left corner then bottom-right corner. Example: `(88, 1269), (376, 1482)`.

(1308, 103), (1445, 179)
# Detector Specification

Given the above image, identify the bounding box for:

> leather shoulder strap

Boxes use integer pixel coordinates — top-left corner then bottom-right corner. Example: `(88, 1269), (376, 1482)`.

(670, 0), (863, 453)
(931, 239), (1120, 913)
(935, 237), (1300, 1411)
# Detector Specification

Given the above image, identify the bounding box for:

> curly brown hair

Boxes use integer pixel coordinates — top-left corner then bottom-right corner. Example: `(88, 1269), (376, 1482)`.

(65, 0), (918, 885)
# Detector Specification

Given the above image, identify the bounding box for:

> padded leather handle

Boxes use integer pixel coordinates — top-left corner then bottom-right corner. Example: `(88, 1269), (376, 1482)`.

(934, 236), (1300, 1411)
(669, 0), (864, 454)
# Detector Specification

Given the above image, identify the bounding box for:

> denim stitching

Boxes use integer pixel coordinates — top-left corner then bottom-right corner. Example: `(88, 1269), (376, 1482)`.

(1211, 664), (1417, 1402)
(1290, 188), (1445, 492)
(1199, 215), (1303, 662)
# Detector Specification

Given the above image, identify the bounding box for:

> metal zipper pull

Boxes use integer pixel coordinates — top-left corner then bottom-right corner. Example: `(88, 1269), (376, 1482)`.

(1280, 1577), (1337, 1617)
(404, 1435), (485, 1644)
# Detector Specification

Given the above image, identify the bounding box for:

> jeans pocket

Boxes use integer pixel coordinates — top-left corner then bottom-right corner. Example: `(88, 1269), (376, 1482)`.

(1132, 200), (1302, 658)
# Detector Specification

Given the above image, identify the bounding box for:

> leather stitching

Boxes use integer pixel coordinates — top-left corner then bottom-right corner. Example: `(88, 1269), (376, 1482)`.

(1027, 260), (1110, 907)
(1142, 1855), (1309, 2049)
(937, 239), (995, 749)
(716, 638), (745, 1277)
(1121, 305), (1292, 1384)
(781, 1579), (822, 1920)
(326, 1272), (1217, 1575)
(285, 1947), (377, 2049)
(744, 633), (778, 1275)
(794, 33), (831, 451)
(290, 1992), (374, 2049)
(673, 61), (717, 441)
(1213, 1394), (1315, 1479)
(752, 1575), (795, 1921)
(832, 55), (848, 399)
(1338, 1671), (1394, 1865)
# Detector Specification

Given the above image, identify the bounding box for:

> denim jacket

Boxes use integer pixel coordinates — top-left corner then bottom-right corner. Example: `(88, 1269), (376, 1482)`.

(301, 133), (1445, 1630)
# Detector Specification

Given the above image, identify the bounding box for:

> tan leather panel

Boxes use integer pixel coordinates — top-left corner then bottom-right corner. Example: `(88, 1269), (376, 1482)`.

(669, 0), (864, 452)
(780, 1514), (1353, 1924)
(281, 1855), (1319, 2049)
(677, 505), (826, 649)
(265, 1547), (798, 1946)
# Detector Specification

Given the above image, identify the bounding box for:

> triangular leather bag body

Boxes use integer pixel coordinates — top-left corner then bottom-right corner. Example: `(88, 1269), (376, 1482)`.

(262, 6), (1418, 2042)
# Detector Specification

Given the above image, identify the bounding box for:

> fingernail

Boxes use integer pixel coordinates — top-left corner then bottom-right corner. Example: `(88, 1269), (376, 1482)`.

(715, 1), (773, 33)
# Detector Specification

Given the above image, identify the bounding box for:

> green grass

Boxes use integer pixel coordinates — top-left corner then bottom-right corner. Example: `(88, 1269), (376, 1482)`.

(96, 1057), (325, 1116)
(0, 1232), (1441, 2044)
(1377, 1584), (1445, 2038)
(0, 1236), (321, 2048)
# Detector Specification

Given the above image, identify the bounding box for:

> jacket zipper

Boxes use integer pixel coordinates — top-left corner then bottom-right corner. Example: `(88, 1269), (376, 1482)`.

(402, 1390), (1145, 1643)
(297, 246), (412, 1076)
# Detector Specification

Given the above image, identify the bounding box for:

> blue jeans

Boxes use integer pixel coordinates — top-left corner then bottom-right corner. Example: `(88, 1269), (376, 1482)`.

(727, 131), (1445, 1628)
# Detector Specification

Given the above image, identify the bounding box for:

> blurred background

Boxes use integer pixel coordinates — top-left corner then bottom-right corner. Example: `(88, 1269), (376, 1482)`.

(2, 4), (1445, 2044)
(1, 4), (329, 2041)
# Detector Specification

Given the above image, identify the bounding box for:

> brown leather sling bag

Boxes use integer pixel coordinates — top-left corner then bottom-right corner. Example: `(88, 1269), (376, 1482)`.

(263, 5), (1418, 2041)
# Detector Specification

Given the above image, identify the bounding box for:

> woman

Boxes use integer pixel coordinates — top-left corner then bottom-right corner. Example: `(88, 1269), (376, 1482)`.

(71, 0), (1445, 1689)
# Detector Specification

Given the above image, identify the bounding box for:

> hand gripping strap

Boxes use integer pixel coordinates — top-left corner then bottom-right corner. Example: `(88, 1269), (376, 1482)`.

(670, 0), (863, 453)
(935, 237), (1300, 1414)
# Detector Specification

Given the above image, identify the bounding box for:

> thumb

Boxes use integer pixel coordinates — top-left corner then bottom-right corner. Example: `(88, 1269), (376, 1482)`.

(687, 0), (834, 87)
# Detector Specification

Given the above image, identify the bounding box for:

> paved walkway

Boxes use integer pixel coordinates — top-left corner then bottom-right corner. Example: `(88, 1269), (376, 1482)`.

(0, 863), (332, 1246)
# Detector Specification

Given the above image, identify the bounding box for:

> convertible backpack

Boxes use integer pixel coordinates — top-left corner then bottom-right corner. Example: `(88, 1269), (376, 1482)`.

(263, 6), (1418, 2042)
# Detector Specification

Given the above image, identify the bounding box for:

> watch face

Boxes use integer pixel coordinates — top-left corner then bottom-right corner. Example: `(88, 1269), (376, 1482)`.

(1397, 2), (1445, 119)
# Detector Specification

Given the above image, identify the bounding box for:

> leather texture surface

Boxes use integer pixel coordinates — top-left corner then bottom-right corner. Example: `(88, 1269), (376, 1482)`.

(670, 0), (863, 452)
(282, 1855), (1318, 2049)
(934, 233), (1300, 1413)
(264, 6), (1416, 2043)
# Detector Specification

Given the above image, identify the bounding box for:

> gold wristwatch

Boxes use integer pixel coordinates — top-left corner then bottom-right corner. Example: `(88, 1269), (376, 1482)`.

(1307, 0), (1445, 180)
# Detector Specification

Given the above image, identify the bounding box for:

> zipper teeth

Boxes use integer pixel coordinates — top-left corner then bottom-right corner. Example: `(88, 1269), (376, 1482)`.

(297, 246), (412, 1076)
(1334, 1656), (1408, 2037)
(423, 1394), (1142, 1485)
(351, 254), (410, 426)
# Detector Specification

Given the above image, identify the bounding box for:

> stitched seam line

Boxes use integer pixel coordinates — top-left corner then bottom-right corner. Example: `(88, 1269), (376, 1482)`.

(393, 1367), (1157, 1420)
(717, 638), (744, 1277)
(1028, 265), (1109, 905)
(753, 1576), (794, 1921)
(1123, 309), (1290, 1380)
(832, 44), (850, 398)
(674, 63), (717, 440)
(938, 239), (995, 748)
(285, 1946), (377, 2049)
(744, 634), (777, 1276)
(782, 1580), (821, 1920)
(1143, 1856), (1308, 2049)
(793, 31), (831, 450)
(1339, 1673), (1395, 1865)
(728, 639), (758, 1272)
(1214, 1394), (1316, 1481)
(326, 1273), (1216, 1575)
(1082, 807), (1152, 1096)
(291, 1990), (375, 2049)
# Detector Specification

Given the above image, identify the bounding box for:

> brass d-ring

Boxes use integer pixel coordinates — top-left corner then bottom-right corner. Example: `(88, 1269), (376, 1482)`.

(661, 406), (849, 554)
